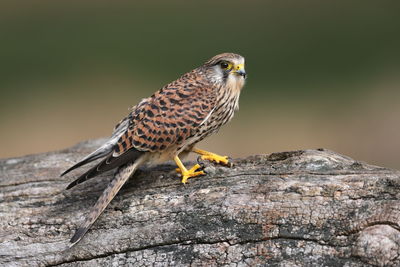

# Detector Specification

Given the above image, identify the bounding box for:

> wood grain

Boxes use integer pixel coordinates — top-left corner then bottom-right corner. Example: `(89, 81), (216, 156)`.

(1, 140), (399, 266)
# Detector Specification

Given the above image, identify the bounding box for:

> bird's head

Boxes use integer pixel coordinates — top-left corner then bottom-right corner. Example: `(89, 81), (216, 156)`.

(203, 53), (246, 91)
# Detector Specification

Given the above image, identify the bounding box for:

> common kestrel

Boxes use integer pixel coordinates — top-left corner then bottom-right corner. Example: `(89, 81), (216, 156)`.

(62, 53), (246, 245)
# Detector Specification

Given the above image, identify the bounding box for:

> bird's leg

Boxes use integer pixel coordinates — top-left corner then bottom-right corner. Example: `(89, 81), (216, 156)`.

(174, 156), (205, 184)
(192, 148), (230, 165)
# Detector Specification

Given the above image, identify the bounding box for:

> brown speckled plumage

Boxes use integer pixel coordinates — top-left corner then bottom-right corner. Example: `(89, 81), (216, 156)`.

(62, 53), (247, 246)
(114, 69), (218, 155)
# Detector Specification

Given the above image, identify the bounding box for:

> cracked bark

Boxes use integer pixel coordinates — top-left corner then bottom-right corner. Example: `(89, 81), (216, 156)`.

(1, 139), (400, 266)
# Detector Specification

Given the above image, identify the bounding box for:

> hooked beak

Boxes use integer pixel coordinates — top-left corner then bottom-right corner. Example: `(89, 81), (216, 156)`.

(233, 64), (246, 78)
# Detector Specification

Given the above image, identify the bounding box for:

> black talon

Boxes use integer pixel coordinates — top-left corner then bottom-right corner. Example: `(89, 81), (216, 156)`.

(226, 157), (234, 167)
(197, 156), (206, 165)
(199, 163), (205, 170)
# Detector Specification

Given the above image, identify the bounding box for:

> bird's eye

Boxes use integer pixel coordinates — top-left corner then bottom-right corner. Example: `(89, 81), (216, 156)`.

(220, 62), (229, 69)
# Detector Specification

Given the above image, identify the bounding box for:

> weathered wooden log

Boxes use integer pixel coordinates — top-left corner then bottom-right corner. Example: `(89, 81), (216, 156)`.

(1, 139), (399, 266)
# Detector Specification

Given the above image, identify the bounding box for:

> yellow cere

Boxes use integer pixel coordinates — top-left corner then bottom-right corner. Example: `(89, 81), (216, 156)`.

(235, 64), (244, 71)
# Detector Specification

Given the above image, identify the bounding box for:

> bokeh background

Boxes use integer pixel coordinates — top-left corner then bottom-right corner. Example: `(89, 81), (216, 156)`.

(1, 1), (399, 169)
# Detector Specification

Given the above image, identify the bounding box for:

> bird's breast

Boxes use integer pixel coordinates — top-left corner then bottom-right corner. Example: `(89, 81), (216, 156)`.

(187, 91), (240, 144)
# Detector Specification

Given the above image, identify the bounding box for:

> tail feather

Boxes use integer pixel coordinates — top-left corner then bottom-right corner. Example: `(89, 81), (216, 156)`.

(69, 156), (146, 246)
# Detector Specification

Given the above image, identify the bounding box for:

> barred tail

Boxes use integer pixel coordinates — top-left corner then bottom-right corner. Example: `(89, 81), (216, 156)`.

(69, 156), (146, 246)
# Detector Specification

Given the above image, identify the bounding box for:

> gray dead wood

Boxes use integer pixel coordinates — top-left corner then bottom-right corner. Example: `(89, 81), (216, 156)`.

(1, 139), (400, 266)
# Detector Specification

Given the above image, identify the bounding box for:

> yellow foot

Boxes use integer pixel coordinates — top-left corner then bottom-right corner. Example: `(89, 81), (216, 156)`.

(192, 148), (231, 166)
(201, 153), (229, 165)
(178, 164), (205, 184)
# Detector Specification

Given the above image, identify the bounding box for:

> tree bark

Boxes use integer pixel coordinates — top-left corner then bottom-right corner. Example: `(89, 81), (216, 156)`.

(1, 139), (400, 266)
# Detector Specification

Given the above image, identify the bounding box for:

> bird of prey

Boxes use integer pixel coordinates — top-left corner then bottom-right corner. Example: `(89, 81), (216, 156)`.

(62, 53), (246, 246)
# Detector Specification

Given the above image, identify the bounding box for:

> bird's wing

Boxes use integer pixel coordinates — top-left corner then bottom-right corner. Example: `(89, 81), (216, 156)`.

(63, 113), (145, 190)
(64, 71), (217, 189)
(113, 72), (218, 156)
(61, 115), (131, 177)
(65, 148), (143, 189)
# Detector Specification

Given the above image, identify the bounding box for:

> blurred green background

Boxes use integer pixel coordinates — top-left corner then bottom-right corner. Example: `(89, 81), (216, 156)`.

(1, 1), (399, 169)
